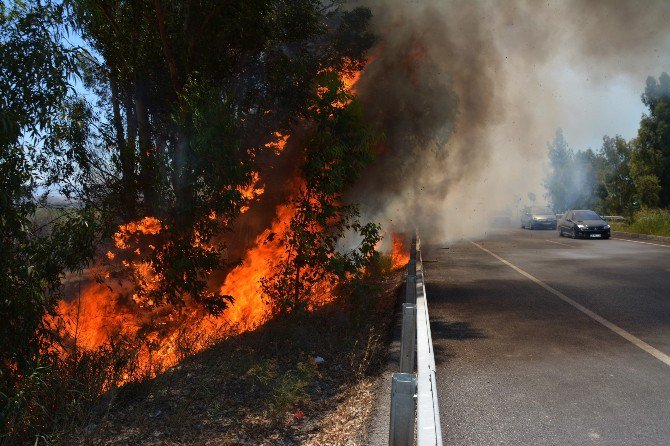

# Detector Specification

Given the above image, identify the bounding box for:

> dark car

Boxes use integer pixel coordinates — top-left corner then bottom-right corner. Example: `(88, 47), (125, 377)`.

(521, 206), (557, 230)
(558, 209), (611, 239)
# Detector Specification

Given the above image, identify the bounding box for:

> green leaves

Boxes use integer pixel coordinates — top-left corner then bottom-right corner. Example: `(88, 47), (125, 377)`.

(0, 4), (99, 441)
(546, 73), (670, 215)
(260, 72), (380, 315)
(634, 73), (670, 207)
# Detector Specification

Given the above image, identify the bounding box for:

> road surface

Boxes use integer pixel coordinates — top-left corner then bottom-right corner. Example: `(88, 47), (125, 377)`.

(422, 228), (670, 446)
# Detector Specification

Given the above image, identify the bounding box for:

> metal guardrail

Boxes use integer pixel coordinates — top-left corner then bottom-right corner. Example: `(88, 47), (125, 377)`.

(389, 235), (443, 446)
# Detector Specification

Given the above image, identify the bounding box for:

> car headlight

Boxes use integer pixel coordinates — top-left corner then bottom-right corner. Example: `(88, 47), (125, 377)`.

(603, 224), (610, 229)
(577, 224), (585, 229)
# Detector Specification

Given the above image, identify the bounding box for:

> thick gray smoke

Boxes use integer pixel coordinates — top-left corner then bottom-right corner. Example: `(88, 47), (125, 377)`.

(351, 0), (670, 244)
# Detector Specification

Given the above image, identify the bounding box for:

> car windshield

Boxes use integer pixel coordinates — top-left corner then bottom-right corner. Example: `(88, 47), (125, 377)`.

(573, 210), (601, 220)
(531, 207), (553, 214)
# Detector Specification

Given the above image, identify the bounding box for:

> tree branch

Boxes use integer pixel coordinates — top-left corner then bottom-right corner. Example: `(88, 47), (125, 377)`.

(93, 0), (122, 35)
(153, 0), (184, 106)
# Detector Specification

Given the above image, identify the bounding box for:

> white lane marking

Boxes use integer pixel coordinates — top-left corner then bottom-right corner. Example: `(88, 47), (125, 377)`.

(545, 239), (572, 247)
(472, 241), (670, 368)
(612, 238), (670, 248)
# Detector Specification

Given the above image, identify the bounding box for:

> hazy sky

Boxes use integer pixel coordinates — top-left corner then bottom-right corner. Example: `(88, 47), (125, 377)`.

(352, 0), (670, 241)
(530, 54), (665, 153)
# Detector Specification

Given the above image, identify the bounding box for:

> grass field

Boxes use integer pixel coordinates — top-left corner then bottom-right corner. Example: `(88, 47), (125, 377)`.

(610, 208), (670, 237)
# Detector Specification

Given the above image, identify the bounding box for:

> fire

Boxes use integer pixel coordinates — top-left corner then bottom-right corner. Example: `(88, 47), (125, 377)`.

(238, 171), (265, 213)
(48, 65), (367, 385)
(391, 233), (410, 269)
(265, 132), (289, 154)
(218, 201), (296, 330)
(342, 69), (362, 93)
(48, 198), (305, 382)
(113, 216), (163, 249)
(52, 282), (132, 351)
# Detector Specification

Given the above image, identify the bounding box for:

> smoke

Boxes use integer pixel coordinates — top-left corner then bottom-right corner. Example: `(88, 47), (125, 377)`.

(351, 0), (670, 243)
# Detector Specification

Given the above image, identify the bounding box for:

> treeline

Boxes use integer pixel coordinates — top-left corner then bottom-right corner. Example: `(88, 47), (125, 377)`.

(545, 73), (670, 215)
(1, 1), (380, 443)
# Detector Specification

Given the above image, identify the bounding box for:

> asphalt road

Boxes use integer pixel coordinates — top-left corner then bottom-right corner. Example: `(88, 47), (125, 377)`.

(422, 227), (670, 446)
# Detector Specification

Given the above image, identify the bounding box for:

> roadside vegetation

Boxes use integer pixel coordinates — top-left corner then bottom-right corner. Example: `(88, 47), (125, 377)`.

(1, 1), (393, 444)
(69, 254), (402, 445)
(544, 73), (670, 236)
(609, 208), (670, 238)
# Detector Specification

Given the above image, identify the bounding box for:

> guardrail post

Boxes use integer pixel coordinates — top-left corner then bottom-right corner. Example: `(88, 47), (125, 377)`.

(389, 372), (417, 446)
(408, 259), (416, 276)
(400, 303), (417, 373)
(405, 274), (416, 304)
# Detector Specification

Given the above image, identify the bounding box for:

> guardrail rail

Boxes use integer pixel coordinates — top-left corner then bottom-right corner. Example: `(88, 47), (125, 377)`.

(389, 234), (443, 446)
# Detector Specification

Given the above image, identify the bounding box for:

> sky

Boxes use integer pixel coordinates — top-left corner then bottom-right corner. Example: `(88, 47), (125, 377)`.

(530, 54), (661, 153)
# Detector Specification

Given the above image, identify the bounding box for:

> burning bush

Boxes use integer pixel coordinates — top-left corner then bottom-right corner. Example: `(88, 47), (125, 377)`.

(0, 1), (385, 443)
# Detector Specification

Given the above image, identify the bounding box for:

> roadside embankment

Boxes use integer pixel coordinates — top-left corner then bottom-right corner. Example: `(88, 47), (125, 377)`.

(611, 231), (670, 244)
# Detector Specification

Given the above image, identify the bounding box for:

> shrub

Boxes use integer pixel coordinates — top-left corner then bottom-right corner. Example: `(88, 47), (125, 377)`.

(628, 208), (670, 237)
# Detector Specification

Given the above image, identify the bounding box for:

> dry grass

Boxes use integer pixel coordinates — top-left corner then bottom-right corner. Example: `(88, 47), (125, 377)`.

(69, 270), (402, 446)
(302, 379), (375, 446)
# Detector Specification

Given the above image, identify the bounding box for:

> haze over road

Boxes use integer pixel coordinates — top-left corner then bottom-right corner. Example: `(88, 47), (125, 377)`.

(423, 228), (670, 445)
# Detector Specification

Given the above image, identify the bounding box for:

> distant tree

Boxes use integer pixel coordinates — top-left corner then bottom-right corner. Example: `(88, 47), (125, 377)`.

(545, 74), (670, 216)
(632, 72), (670, 206)
(544, 129), (598, 212)
(635, 174), (661, 207)
(573, 149), (599, 210)
(595, 135), (636, 214)
(545, 129), (572, 212)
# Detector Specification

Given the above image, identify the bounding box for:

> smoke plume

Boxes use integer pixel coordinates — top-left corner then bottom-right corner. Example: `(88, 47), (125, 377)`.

(352, 0), (670, 243)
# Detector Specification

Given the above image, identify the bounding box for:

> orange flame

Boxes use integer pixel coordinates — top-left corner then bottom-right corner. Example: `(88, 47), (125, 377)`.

(265, 132), (289, 154)
(49, 199), (307, 382)
(218, 201), (295, 330)
(342, 70), (362, 93)
(49, 66), (367, 385)
(52, 282), (131, 352)
(238, 171), (265, 213)
(391, 233), (410, 269)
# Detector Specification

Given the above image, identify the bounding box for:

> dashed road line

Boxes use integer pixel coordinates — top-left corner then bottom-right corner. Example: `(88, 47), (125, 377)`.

(472, 241), (670, 368)
(545, 239), (573, 247)
(612, 238), (670, 248)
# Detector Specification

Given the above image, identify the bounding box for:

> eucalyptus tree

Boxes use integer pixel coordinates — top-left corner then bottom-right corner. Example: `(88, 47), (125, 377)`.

(1, 1), (98, 440)
(632, 72), (670, 207)
(63, 0), (376, 313)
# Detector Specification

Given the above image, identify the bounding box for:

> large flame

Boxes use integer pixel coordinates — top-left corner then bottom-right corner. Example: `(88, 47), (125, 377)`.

(218, 201), (295, 331)
(48, 66), (372, 384)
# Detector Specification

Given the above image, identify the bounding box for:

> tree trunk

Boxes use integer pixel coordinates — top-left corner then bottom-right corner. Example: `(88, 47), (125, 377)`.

(135, 80), (157, 212)
(111, 77), (136, 217)
(172, 132), (194, 225)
